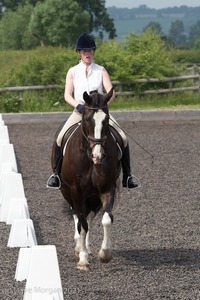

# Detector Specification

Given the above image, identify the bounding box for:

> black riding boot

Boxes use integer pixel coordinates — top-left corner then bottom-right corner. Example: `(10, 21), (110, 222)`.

(46, 142), (62, 189)
(121, 145), (138, 189)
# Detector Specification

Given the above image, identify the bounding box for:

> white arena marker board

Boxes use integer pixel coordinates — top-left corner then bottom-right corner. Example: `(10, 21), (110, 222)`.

(0, 143), (18, 173)
(0, 172), (25, 222)
(0, 125), (9, 142)
(6, 197), (30, 225)
(7, 218), (37, 247)
(23, 245), (64, 300)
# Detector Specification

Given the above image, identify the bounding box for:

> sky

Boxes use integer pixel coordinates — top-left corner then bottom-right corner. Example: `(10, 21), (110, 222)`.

(105, 0), (200, 9)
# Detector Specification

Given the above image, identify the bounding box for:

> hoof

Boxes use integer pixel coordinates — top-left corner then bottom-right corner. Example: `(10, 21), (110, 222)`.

(77, 263), (89, 271)
(98, 249), (112, 263)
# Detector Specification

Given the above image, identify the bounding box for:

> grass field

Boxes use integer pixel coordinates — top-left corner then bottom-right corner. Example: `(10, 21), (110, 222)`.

(0, 90), (199, 113)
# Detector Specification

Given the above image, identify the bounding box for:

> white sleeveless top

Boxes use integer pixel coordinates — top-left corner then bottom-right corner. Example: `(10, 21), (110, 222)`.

(69, 61), (104, 105)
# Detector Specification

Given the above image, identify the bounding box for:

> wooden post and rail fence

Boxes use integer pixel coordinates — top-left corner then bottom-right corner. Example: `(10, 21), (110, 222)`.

(0, 65), (199, 101)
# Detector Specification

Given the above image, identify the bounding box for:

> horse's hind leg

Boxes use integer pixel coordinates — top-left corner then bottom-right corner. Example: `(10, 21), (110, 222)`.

(73, 214), (81, 257)
(98, 211), (113, 263)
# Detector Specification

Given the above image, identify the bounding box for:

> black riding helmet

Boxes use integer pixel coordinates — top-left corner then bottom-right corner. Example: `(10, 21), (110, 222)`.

(76, 32), (96, 51)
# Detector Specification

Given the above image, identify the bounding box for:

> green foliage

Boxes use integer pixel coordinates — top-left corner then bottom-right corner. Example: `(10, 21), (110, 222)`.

(0, 35), (199, 113)
(0, 0), (26, 12)
(0, 0), (116, 50)
(124, 30), (179, 79)
(167, 20), (187, 48)
(194, 38), (200, 50)
(95, 30), (179, 85)
(143, 21), (164, 36)
(29, 0), (90, 47)
(169, 49), (200, 64)
(95, 40), (131, 81)
(0, 4), (38, 50)
(0, 47), (78, 87)
(77, 0), (116, 39)
(189, 21), (200, 48)
(0, 32), (180, 88)
(0, 46), (78, 112)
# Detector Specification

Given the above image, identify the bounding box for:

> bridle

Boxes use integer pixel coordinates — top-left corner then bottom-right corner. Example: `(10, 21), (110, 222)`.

(81, 105), (108, 151)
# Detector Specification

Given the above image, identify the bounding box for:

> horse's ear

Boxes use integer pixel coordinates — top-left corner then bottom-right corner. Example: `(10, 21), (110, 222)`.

(104, 87), (114, 104)
(83, 91), (92, 105)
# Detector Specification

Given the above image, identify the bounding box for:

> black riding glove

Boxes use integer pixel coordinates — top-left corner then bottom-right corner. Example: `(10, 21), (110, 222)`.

(76, 104), (85, 114)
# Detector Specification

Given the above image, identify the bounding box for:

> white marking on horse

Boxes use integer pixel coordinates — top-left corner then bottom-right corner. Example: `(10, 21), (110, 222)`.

(92, 110), (106, 164)
(98, 212), (112, 261)
(73, 212), (94, 259)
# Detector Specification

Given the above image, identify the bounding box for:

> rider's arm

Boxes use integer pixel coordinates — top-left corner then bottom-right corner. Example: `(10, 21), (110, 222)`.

(64, 69), (77, 108)
(102, 68), (115, 104)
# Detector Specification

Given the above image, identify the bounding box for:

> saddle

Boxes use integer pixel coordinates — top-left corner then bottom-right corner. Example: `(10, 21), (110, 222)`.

(61, 123), (124, 160)
(61, 123), (80, 155)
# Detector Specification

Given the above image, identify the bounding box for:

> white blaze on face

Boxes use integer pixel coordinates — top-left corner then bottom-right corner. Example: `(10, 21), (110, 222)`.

(92, 110), (106, 163)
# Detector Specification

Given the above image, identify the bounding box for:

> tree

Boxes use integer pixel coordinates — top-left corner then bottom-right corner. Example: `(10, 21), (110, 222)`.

(0, 3), (38, 49)
(189, 20), (200, 48)
(167, 20), (187, 48)
(29, 0), (90, 47)
(194, 37), (200, 49)
(123, 29), (177, 79)
(143, 21), (163, 36)
(0, 0), (46, 11)
(0, 0), (116, 39)
(76, 0), (116, 39)
(0, 0), (26, 11)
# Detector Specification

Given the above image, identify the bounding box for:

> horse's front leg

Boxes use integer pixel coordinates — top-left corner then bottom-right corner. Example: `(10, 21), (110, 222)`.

(98, 193), (114, 263)
(98, 211), (113, 262)
(73, 211), (94, 256)
(77, 225), (89, 271)
(73, 214), (89, 270)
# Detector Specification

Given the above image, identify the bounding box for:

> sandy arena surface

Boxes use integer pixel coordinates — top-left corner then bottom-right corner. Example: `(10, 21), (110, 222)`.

(0, 115), (200, 299)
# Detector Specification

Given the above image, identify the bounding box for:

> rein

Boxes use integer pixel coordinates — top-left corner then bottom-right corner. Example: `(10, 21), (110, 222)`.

(84, 105), (107, 110)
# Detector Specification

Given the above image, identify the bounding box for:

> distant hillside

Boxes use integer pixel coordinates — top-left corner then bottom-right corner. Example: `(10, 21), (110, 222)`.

(107, 5), (200, 40)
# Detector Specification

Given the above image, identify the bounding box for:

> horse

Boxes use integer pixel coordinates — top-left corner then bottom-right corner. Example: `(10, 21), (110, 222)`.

(55, 88), (123, 270)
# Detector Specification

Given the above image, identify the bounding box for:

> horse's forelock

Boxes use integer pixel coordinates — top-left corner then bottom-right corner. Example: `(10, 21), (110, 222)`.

(92, 93), (104, 107)
(84, 91), (109, 109)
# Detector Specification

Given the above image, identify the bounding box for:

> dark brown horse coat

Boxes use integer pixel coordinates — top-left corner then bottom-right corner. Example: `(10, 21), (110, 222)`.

(52, 88), (123, 269)
(61, 89), (121, 224)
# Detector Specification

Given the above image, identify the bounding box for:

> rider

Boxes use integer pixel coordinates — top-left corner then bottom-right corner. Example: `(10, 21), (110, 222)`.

(47, 32), (138, 190)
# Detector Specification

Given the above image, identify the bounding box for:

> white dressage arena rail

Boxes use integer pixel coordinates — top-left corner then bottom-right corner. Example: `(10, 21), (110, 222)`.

(0, 114), (64, 300)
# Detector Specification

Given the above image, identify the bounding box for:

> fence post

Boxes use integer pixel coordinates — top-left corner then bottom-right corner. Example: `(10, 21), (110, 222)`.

(192, 64), (199, 95)
(118, 82), (123, 94)
(18, 91), (23, 102)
